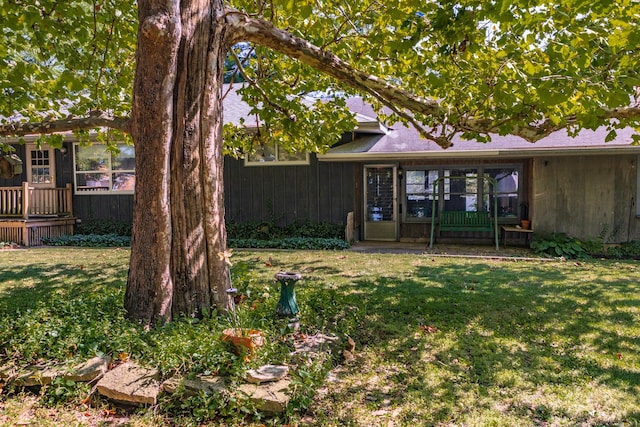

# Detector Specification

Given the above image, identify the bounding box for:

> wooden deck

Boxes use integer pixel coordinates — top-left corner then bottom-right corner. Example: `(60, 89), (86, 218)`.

(0, 217), (76, 246)
(0, 183), (75, 246)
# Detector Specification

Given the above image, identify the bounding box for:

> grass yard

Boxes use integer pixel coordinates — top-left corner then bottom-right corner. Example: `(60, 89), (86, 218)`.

(0, 247), (639, 426)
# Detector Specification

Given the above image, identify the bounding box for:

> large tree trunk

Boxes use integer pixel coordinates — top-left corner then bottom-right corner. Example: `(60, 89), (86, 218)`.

(125, 0), (233, 325)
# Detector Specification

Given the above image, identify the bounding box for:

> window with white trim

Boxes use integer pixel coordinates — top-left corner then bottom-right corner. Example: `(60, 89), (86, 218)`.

(245, 142), (309, 166)
(73, 143), (135, 194)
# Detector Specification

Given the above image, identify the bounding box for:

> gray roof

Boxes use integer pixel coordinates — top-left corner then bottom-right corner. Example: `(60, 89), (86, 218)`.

(319, 97), (640, 161)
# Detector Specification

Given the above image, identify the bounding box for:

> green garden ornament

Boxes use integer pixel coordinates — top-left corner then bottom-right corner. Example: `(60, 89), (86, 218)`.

(275, 272), (302, 317)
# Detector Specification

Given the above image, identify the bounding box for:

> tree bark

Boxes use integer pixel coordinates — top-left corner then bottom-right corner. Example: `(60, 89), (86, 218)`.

(126, 0), (232, 326)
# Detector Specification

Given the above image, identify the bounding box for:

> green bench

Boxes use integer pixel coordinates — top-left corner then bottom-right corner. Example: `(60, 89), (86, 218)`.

(430, 210), (499, 249)
(439, 211), (493, 232)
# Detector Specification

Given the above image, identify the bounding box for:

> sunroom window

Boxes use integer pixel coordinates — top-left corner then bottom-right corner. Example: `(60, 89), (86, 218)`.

(245, 142), (309, 166)
(73, 144), (135, 194)
(484, 168), (519, 219)
(403, 165), (522, 221)
(443, 168), (479, 211)
(405, 169), (439, 219)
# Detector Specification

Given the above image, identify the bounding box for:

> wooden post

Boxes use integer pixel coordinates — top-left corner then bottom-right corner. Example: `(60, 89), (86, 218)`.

(65, 183), (73, 217)
(22, 182), (29, 219)
(345, 211), (354, 243)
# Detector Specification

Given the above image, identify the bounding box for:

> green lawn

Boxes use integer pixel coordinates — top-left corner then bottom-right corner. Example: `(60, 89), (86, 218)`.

(0, 248), (638, 426)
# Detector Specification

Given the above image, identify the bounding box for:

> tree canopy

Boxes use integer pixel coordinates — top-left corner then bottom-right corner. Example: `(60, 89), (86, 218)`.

(2, 0), (638, 148)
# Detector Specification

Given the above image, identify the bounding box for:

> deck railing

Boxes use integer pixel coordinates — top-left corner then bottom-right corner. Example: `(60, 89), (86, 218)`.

(0, 183), (73, 218)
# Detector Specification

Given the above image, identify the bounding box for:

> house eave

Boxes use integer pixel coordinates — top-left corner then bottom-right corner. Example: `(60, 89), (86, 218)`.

(317, 145), (640, 162)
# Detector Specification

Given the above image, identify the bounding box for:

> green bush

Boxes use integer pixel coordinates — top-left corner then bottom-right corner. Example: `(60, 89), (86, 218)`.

(605, 240), (640, 259)
(76, 219), (132, 236)
(226, 220), (285, 240)
(531, 234), (640, 260)
(42, 233), (131, 247)
(228, 237), (350, 250)
(227, 220), (344, 240)
(580, 238), (604, 256)
(43, 231), (348, 250)
(530, 233), (589, 259)
(71, 219), (343, 241)
(285, 220), (344, 239)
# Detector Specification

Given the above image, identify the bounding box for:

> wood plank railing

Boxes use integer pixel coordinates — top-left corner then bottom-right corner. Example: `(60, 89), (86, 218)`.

(0, 183), (73, 218)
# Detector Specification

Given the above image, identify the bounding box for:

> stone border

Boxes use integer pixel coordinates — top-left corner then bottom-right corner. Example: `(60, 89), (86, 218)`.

(0, 333), (343, 415)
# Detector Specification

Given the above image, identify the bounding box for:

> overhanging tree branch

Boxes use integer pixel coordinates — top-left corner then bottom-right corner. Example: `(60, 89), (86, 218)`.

(231, 51), (298, 121)
(0, 111), (131, 137)
(224, 10), (443, 111)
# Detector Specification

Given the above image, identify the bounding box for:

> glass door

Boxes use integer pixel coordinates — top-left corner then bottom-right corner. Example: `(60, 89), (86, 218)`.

(26, 144), (56, 188)
(364, 165), (398, 241)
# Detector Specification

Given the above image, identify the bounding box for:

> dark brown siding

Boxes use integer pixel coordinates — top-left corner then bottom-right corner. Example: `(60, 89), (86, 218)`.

(73, 194), (134, 222)
(224, 154), (355, 225)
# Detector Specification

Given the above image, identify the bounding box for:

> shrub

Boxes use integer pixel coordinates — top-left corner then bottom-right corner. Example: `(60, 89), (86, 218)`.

(580, 238), (604, 256)
(226, 220), (285, 240)
(530, 233), (589, 259)
(606, 240), (640, 259)
(284, 220), (344, 239)
(227, 220), (345, 240)
(76, 219), (132, 236)
(42, 234), (131, 247)
(228, 237), (350, 250)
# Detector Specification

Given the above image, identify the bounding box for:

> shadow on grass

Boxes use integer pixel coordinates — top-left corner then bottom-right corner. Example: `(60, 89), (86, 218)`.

(309, 259), (640, 424)
(0, 248), (133, 363)
(0, 250), (127, 314)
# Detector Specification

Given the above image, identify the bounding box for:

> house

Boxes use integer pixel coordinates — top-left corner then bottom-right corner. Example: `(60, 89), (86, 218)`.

(2, 86), (639, 246)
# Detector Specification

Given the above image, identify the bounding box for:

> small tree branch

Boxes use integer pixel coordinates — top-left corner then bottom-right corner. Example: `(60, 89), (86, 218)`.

(230, 51), (297, 121)
(0, 111), (131, 137)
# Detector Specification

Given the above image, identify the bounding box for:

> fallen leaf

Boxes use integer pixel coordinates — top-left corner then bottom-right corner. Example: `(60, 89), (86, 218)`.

(342, 349), (355, 363)
(418, 325), (438, 334)
(617, 353), (623, 360)
(346, 336), (356, 352)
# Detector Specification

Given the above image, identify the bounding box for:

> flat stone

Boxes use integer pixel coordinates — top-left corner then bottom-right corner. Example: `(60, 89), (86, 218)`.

(162, 375), (228, 396)
(14, 364), (63, 386)
(238, 379), (291, 414)
(0, 364), (17, 382)
(292, 333), (340, 355)
(96, 362), (160, 405)
(66, 355), (111, 382)
(246, 365), (289, 384)
(291, 333), (341, 365)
